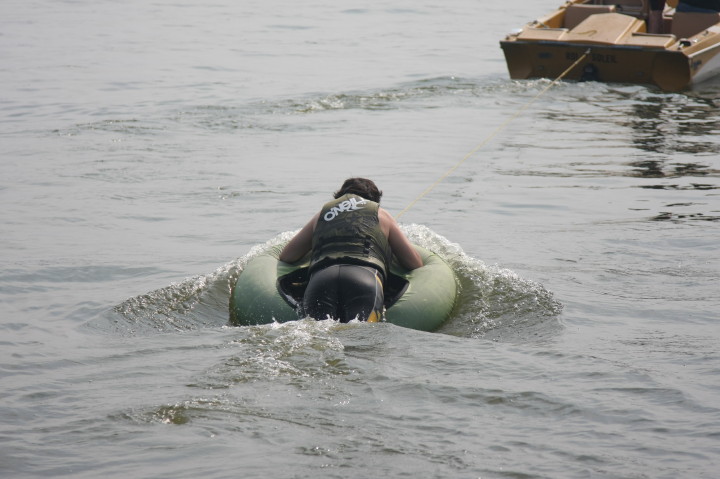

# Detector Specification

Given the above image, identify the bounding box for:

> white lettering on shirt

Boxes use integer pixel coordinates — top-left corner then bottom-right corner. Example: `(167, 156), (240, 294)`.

(323, 197), (367, 221)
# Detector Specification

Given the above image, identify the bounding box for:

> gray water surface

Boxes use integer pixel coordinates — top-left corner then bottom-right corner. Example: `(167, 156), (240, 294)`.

(2, 1), (719, 478)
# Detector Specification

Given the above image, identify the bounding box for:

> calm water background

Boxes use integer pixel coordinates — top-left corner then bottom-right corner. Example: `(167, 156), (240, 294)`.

(2, 0), (719, 477)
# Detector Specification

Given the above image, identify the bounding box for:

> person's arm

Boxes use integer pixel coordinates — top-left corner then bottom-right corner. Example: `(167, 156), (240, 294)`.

(379, 209), (423, 270)
(279, 212), (319, 263)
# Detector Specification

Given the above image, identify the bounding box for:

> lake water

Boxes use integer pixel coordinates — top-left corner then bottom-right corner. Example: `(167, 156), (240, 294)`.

(2, 0), (719, 477)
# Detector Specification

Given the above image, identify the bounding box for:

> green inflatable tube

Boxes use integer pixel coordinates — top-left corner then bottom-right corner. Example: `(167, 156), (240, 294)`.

(229, 244), (457, 332)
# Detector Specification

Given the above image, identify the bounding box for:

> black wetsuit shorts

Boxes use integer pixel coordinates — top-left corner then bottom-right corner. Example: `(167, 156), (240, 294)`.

(303, 264), (384, 323)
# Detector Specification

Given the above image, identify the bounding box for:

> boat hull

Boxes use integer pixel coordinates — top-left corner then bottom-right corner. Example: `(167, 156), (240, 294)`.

(500, 40), (693, 90)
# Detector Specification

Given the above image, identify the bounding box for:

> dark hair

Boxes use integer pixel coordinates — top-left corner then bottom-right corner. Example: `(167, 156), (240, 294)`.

(333, 177), (382, 203)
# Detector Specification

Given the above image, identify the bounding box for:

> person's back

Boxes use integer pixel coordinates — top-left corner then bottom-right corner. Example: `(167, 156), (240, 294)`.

(279, 178), (422, 322)
(310, 193), (391, 280)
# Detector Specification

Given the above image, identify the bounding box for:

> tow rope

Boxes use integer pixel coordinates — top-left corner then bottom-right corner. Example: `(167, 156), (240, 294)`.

(395, 48), (592, 220)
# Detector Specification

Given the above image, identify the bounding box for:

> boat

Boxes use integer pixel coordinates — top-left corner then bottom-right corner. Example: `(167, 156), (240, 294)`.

(229, 243), (457, 332)
(500, 0), (720, 90)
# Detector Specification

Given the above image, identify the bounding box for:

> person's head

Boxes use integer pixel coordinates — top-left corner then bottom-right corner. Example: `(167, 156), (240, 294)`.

(333, 178), (382, 203)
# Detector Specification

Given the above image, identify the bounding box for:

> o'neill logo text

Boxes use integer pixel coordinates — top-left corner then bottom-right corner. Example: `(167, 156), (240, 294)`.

(324, 197), (367, 221)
